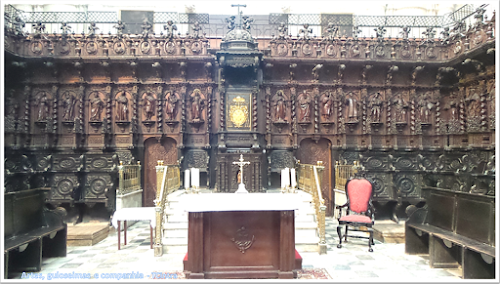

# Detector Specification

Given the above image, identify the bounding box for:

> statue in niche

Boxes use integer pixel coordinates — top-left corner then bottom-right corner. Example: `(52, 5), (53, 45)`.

(392, 93), (408, 123)
(418, 91), (434, 123)
(163, 20), (177, 39)
(487, 79), (495, 116)
(320, 92), (334, 121)
(116, 92), (129, 121)
(90, 92), (104, 121)
(297, 91), (312, 122)
(113, 20), (126, 36)
(62, 92), (76, 121)
(35, 92), (49, 121)
(190, 90), (205, 121)
(345, 92), (358, 122)
(273, 90), (287, 122)
(465, 88), (481, 117)
(368, 92), (383, 122)
(88, 22), (99, 37)
(142, 93), (156, 121)
(165, 92), (179, 121)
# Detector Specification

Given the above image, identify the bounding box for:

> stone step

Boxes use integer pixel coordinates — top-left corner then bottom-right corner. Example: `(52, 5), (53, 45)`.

(163, 222), (188, 230)
(164, 229), (187, 238)
(295, 229), (318, 239)
(295, 222), (318, 230)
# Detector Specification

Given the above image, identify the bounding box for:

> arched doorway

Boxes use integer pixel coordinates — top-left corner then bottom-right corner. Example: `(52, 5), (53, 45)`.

(143, 137), (178, 206)
(297, 138), (333, 216)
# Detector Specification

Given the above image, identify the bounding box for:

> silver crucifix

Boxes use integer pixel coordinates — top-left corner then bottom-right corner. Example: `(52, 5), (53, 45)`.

(233, 154), (250, 193)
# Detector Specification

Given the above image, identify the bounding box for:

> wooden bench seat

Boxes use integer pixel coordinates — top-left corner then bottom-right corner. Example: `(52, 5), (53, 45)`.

(405, 187), (495, 279)
(4, 189), (67, 279)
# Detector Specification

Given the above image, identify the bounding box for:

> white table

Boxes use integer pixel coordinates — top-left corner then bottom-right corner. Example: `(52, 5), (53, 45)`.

(111, 207), (156, 250)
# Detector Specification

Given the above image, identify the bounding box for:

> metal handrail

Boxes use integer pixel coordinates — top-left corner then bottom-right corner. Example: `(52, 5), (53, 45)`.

(153, 160), (180, 257)
(334, 161), (359, 191)
(117, 161), (141, 196)
(297, 162), (327, 254)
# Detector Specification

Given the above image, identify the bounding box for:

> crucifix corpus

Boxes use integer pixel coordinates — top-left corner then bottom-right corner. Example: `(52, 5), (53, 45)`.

(233, 154), (250, 193)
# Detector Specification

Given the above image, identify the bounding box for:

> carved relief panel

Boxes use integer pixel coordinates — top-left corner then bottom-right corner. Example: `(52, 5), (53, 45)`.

(226, 92), (252, 131)
(51, 173), (79, 202)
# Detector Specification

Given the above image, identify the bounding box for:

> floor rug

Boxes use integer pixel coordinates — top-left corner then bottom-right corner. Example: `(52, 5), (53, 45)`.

(148, 269), (332, 280)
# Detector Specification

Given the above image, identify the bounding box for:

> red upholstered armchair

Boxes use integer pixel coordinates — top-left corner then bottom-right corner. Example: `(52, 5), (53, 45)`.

(336, 178), (375, 252)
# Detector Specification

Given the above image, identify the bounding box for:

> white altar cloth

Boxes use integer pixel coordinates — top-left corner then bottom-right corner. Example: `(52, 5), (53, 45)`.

(184, 193), (301, 212)
(111, 207), (156, 229)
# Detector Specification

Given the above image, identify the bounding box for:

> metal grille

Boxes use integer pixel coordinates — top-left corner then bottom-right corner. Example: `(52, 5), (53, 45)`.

(153, 12), (178, 23)
(355, 15), (443, 27)
(28, 12), (87, 23)
(269, 13), (288, 25)
(87, 11), (118, 23)
(321, 14), (353, 26)
(288, 14), (321, 25)
(442, 4), (476, 26)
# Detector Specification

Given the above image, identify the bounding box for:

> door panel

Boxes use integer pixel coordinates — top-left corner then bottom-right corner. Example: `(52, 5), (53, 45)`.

(144, 138), (177, 206)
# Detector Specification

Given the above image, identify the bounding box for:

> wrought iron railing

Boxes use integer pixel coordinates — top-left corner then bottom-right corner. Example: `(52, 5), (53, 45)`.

(153, 160), (181, 257)
(5, 4), (489, 39)
(298, 161), (327, 254)
(117, 161), (141, 196)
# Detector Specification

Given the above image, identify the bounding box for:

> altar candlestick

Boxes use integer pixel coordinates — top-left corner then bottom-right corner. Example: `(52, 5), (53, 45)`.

(184, 169), (190, 190)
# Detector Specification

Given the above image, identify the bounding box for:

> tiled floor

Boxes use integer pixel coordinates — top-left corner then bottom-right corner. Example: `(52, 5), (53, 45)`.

(8, 218), (461, 281)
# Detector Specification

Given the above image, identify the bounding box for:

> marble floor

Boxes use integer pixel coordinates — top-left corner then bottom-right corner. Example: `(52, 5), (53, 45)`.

(8, 217), (462, 281)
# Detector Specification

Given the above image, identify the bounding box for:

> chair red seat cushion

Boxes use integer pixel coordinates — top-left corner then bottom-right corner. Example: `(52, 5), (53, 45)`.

(339, 214), (372, 224)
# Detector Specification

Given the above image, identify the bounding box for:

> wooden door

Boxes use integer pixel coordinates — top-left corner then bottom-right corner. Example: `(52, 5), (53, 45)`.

(298, 138), (333, 215)
(143, 137), (177, 206)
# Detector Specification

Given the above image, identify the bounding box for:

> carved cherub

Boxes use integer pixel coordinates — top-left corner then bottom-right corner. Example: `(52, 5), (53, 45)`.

(163, 20), (177, 39)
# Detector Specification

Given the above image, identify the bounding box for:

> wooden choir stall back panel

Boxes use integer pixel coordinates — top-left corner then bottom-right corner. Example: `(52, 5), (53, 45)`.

(183, 194), (300, 279)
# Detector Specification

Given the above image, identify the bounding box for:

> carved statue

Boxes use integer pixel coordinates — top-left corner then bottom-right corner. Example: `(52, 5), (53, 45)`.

(400, 26), (411, 39)
(143, 93), (156, 121)
(90, 93), (104, 121)
(392, 93), (408, 123)
(324, 22), (339, 41)
(422, 27), (435, 41)
(242, 16), (253, 32)
(299, 24), (312, 41)
(465, 88), (481, 117)
(116, 92), (129, 121)
(32, 21), (46, 38)
(165, 92), (179, 121)
(190, 90), (204, 121)
(191, 21), (202, 39)
(312, 64), (323, 81)
(368, 92), (383, 122)
(60, 22), (72, 37)
(163, 20), (177, 39)
(440, 27), (450, 42)
(226, 16), (236, 31)
(62, 92), (76, 121)
(418, 91), (434, 123)
(35, 92), (49, 121)
(88, 22), (99, 37)
(276, 22), (288, 40)
(320, 92), (334, 121)
(352, 26), (362, 38)
(6, 92), (18, 117)
(274, 90), (287, 121)
(113, 20), (126, 36)
(374, 26), (386, 39)
(345, 92), (358, 121)
(141, 18), (153, 38)
(12, 16), (25, 36)
(297, 91), (312, 122)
